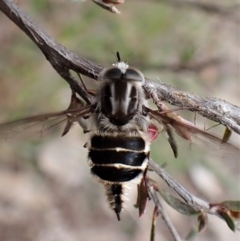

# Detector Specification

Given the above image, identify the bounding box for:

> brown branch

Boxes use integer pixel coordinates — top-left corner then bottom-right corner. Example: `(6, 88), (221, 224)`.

(92, 0), (121, 14)
(146, 180), (182, 241)
(144, 81), (240, 134)
(149, 159), (210, 211)
(0, 0), (240, 135)
(0, 0), (102, 104)
(148, 159), (237, 221)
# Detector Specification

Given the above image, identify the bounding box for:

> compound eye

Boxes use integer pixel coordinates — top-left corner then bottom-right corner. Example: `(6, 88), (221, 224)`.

(100, 67), (122, 81)
(125, 68), (145, 83)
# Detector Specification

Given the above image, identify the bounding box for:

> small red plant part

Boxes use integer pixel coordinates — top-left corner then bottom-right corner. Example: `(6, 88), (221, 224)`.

(147, 123), (159, 142)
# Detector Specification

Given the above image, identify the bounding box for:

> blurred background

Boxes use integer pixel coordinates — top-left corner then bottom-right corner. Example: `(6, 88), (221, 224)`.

(0, 0), (239, 240)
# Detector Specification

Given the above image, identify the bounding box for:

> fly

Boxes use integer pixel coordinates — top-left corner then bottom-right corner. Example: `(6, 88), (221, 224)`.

(0, 52), (239, 220)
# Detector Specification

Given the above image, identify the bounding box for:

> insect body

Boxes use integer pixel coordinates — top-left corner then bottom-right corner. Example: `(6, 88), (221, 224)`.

(87, 58), (152, 220)
(0, 53), (239, 220)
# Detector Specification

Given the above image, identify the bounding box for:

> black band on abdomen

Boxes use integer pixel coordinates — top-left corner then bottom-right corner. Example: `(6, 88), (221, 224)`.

(91, 166), (142, 182)
(89, 150), (147, 166)
(91, 135), (145, 151)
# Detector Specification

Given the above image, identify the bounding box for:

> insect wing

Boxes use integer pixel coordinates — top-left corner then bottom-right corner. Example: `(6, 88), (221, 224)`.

(0, 106), (92, 140)
(148, 109), (240, 160)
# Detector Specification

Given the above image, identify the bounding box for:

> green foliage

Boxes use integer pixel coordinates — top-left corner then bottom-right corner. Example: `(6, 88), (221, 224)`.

(31, 0), (53, 13)
(160, 190), (200, 216)
(218, 210), (235, 231)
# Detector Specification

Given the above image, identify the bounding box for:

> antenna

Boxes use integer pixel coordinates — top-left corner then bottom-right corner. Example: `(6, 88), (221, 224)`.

(116, 51), (121, 62)
(126, 52), (133, 64)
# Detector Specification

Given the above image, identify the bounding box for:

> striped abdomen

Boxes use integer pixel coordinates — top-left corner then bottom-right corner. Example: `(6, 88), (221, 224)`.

(88, 134), (149, 220)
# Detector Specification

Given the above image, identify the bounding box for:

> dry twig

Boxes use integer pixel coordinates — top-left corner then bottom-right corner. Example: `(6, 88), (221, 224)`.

(146, 179), (182, 241)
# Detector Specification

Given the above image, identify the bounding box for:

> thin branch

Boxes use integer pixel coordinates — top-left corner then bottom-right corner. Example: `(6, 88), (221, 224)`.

(149, 159), (210, 210)
(148, 158), (238, 221)
(92, 0), (121, 14)
(145, 82), (240, 134)
(0, 0), (102, 104)
(0, 0), (240, 134)
(146, 180), (182, 241)
(148, 159), (240, 231)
